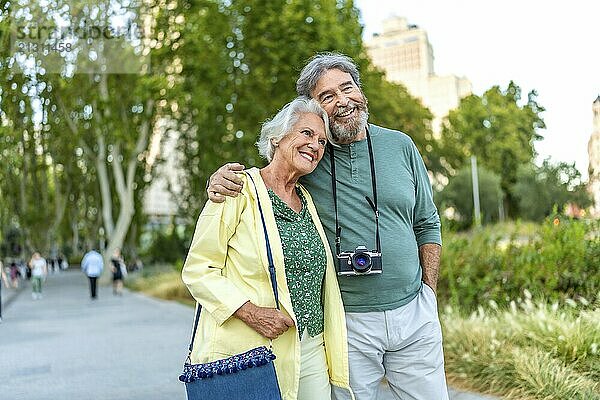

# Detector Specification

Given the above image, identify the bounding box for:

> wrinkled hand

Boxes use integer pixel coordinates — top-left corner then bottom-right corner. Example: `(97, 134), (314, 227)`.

(207, 163), (245, 203)
(234, 302), (295, 339)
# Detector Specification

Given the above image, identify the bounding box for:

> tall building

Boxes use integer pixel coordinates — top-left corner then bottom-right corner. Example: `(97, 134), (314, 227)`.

(588, 95), (600, 217)
(365, 16), (472, 135)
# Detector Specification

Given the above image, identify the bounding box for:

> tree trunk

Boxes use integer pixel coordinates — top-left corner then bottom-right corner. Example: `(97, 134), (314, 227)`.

(19, 130), (27, 259)
(96, 135), (115, 239)
(99, 99), (154, 283)
(71, 220), (79, 257)
(47, 162), (68, 254)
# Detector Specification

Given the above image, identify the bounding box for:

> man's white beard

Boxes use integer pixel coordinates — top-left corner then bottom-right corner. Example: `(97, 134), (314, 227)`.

(331, 107), (369, 144)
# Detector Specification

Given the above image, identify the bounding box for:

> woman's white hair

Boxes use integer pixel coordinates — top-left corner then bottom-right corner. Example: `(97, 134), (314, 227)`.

(256, 97), (331, 162)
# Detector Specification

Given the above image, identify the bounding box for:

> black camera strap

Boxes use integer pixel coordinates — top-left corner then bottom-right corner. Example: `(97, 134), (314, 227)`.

(328, 127), (381, 255)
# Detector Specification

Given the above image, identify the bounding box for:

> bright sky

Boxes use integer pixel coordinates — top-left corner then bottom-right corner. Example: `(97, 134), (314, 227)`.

(355, 0), (600, 180)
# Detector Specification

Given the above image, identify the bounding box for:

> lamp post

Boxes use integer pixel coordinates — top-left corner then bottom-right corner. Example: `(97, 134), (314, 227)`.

(471, 155), (482, 227)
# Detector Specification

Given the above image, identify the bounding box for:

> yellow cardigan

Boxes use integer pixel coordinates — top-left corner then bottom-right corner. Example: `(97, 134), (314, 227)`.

(182, 167), (353, 400)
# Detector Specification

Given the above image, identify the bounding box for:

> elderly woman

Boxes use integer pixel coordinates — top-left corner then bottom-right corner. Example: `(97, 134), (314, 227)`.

(182, 97), (353, 400)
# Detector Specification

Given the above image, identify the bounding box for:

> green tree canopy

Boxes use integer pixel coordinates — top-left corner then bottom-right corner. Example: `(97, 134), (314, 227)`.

(440, 82), (545, 216)
(437, 165), (504, 229)
(173, 0), (435, 224)
(0, 0), (174, 268)
(512, 160), (592, 221)
(0, 0), (438, 261)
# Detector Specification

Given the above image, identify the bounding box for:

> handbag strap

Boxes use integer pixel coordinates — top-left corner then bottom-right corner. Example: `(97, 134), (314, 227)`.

(186, 171), (279, 357)
(246, 172), (280, 310)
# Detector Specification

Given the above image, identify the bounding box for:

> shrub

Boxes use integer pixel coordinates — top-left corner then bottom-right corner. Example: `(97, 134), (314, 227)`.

(438, 218), (599, 311)
(126, 265), (193, 306)
(142, 228), (188, 264)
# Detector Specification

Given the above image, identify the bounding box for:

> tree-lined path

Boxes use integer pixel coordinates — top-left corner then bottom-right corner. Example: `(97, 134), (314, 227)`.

(0, 270), (497, 400)
(0, 271), (190, 400)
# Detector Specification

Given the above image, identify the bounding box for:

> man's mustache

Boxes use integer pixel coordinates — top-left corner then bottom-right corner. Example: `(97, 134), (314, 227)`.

(334, 100), (367, 117)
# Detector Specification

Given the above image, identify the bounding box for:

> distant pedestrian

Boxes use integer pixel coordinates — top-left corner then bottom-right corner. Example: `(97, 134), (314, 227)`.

(130, 257), (143, 272)
(9, 262), (21, 289)
(0, 260), (5, 322)
(58, 254), (69, 271)
(29, 252), (48, 300)
(24, 260), (31, 280)
(81, 249), (104, 299)
(110, 248), (127, 296)
(1, 260), (9, 289)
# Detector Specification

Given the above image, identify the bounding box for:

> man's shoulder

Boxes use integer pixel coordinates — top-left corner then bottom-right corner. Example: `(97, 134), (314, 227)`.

(83, 251), (101, 260)
(370, 124), (413, 145)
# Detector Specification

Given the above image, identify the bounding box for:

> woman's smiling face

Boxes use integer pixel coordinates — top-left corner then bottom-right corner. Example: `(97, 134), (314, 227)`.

(271, 112), (328, 176)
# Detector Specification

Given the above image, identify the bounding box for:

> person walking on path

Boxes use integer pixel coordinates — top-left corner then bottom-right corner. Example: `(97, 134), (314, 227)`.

(0, 260), (9, 289)
(9, 262), (21, 289)
(29, 252), (48, 300)
(0, 259), (7, 322)
(81, 249), (103, 299)
(110, 248), (127, 296)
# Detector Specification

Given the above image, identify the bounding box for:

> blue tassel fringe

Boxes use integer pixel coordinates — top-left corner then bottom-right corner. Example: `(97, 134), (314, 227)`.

(179, 346), (277, 383)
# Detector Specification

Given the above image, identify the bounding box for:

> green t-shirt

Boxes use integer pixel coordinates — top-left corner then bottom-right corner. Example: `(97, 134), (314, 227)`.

(268, 188), (326, 337)
(300, 124), (441, 312)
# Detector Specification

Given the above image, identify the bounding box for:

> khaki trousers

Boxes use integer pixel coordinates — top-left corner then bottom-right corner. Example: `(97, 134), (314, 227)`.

(333, 284), (449, 400)
(298, 331), (331, 400)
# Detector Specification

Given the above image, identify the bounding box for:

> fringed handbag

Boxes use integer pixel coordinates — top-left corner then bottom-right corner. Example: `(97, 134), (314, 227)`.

(179, 173), (283, 400)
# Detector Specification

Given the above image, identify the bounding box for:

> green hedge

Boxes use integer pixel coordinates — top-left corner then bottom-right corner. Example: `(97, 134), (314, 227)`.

(438, 218), (600, 312)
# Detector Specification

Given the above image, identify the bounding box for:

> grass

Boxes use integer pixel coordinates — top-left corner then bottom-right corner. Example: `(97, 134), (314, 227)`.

(125, 264), (194, 306)
(442, 296), (600, 399)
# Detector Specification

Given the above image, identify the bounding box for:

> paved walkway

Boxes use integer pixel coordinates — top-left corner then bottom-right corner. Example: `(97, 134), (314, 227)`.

(0, 271), (500, 400)
(0, 278), (24, 320)
(0, 271), (190, 400)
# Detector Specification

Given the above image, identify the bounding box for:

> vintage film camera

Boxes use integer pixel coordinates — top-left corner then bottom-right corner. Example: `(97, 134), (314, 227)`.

(337, 245), (382, 276)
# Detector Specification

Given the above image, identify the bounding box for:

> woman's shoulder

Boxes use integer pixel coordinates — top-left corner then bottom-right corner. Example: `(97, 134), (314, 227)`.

(238, 167), (267, 201)
(199, 169), (255, 219)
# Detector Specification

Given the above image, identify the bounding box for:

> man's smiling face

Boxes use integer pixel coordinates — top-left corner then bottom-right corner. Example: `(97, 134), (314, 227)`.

(311, 68), (368, 144)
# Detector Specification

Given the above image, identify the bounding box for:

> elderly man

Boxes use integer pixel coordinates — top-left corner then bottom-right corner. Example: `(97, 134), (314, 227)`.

(81, 248), (104, 300)
(208, 53), (448, 400)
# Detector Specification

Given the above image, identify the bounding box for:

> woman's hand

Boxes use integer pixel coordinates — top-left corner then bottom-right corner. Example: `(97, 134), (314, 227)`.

(234, 301), (295, 340)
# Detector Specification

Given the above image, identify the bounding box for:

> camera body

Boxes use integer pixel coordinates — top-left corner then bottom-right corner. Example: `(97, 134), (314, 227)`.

(337, 245), (383, 276)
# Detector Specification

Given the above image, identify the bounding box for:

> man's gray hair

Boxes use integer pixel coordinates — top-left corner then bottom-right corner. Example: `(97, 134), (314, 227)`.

(256, 97), (331, 162)
(296, 52), (362, 98)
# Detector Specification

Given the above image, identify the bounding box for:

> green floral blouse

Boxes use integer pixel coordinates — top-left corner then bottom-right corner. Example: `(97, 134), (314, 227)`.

(268, 187), (326, 338)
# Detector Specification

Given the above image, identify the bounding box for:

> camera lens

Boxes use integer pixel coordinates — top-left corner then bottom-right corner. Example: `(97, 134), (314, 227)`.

(351, 252), (371, 273)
